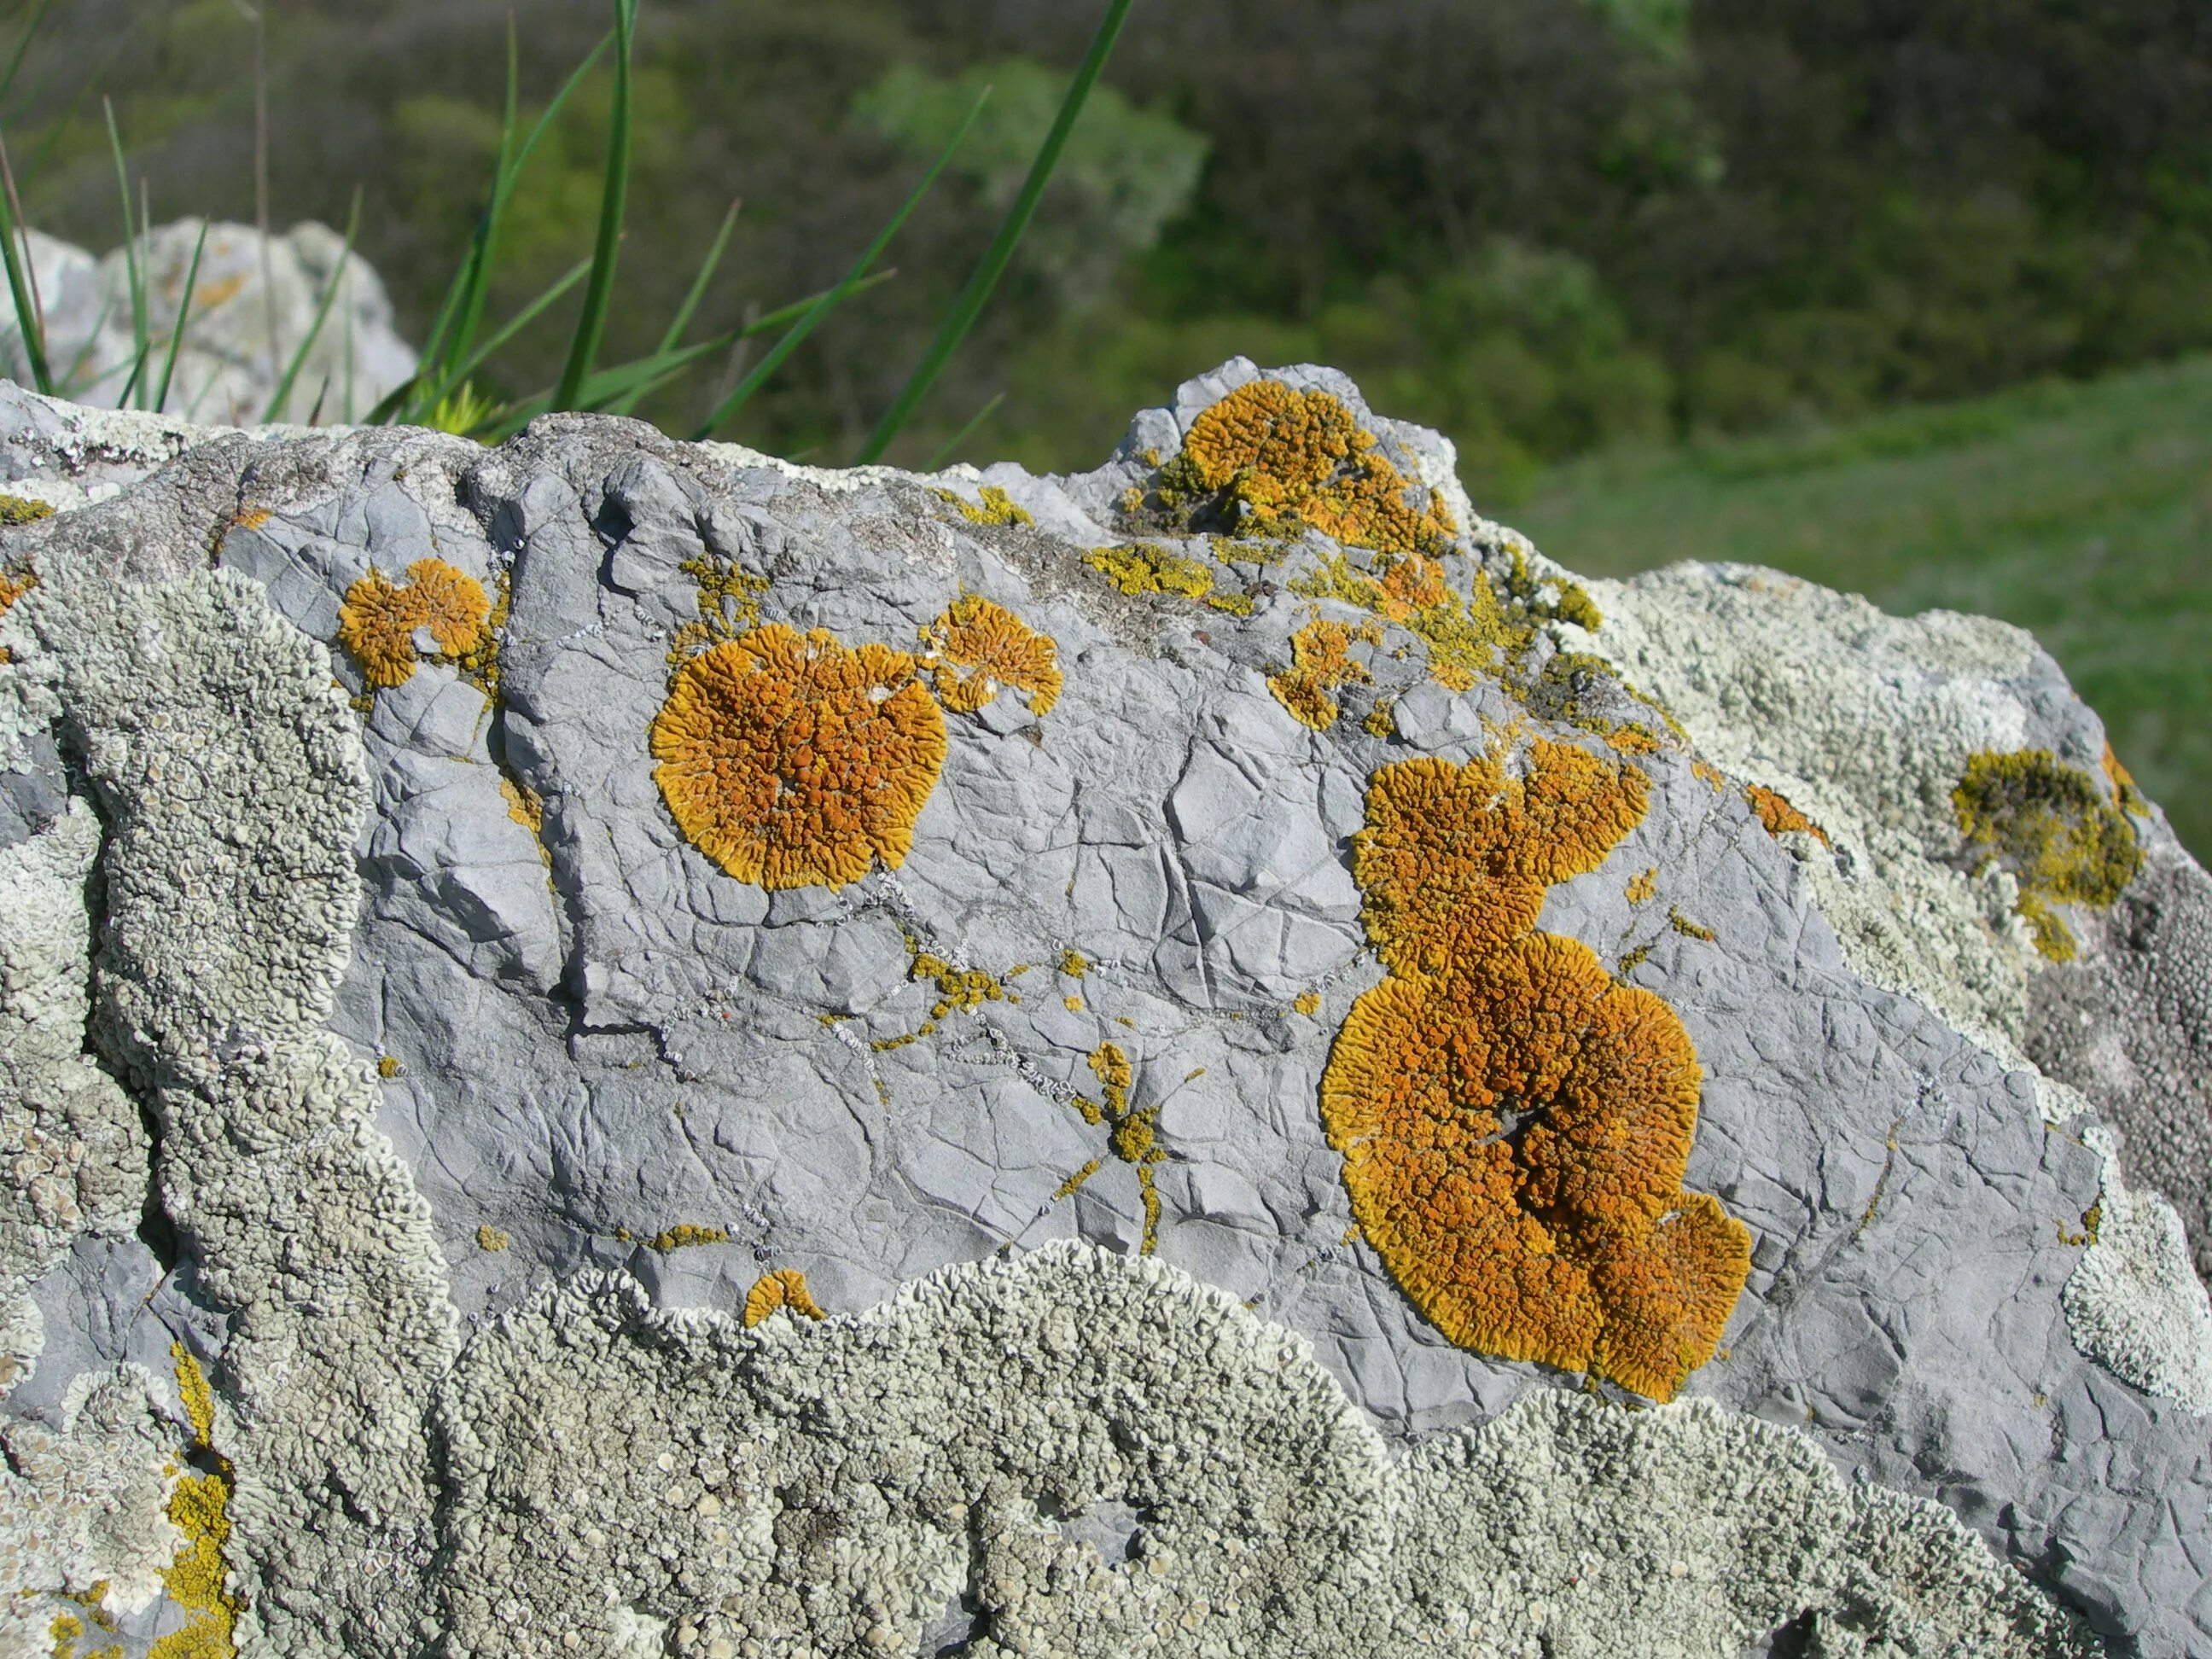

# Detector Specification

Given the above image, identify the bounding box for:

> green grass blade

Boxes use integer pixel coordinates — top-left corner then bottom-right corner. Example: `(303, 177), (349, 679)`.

(550, 0), (636, 414)
(102, 96), (147, 409)
(0, 131), (51, 393)
(0, 0), (54, 114)
(404, 254), (593, 419)
(854, 0), (1133, 465)
(55, 290), (116, 395)
(445, 13), (524, 387)
(923, 391), (1005, 471)
(259, 185), (362, 423)
(398, 23), (614, 423)
(690, 90), (987, 443)
(152, 216), (210, 415)
(609, 195), (738, 418)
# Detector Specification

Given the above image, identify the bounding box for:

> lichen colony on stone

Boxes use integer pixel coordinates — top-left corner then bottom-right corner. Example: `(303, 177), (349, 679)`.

(649, 622), (948, 890)
(1324, 739), (1750, 1400)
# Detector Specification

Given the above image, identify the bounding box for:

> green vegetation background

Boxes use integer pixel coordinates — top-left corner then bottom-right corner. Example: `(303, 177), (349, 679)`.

(3, 0), (2206, 853)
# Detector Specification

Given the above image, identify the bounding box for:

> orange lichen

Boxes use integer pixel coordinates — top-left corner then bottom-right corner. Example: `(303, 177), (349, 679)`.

(919, 595), (1062, 716)
(1378, 554), (1449, 620)
(335, 558), (491, 690)
(742, 1268), (827, 1327)
(1350, 742), (1650, 975)
(1691, 760), (1727, 792)
(0, 566), (32, 663)
(1604, 725), (1662, 756)
(649, 623), (947, 890)
(1744, 784), (1830, 847)
(1625, 867), (1657, 905)
(1173, 380), (1458, 556)
(2100, 738), (2145, 814)
(1267, 617), (1377, 730)
(1321, 740), (1748, 1401)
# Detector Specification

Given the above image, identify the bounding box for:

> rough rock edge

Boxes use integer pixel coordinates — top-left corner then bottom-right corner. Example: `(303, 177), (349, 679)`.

(0, 375), (2160, 1655)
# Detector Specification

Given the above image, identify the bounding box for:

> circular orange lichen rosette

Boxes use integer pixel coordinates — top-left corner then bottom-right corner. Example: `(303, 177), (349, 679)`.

(649, 623), (947, 890)
(1320, 934), (1743, 1399)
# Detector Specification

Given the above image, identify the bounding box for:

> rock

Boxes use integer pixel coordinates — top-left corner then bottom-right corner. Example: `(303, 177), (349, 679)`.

(0, 362), (2206, 1657)
(0, 218), (417, 428)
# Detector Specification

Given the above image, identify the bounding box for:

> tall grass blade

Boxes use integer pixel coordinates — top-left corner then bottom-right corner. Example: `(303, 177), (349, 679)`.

(690, 90), (987, 443)
(259, 185), (362, 424)
(609, 195), (738, 418)
(0, 0), (54, 114)
(923, 391), (1004, 471)
(0, 128), (50, 393)
(102, 96), (147, 409)
(550, 0), (637, 414)
(153, 216), (211, 415)
(56, 290), (115, 396)
(854, 0), (1133, 465)
(394, 22), (615, 426)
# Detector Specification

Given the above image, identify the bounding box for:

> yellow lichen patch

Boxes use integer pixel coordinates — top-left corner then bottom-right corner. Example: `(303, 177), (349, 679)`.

(1063, 996), (1084, 1012)
(1744, 784), (1830, 847)
(229, 506), (271, 533)
(1062, 1040), (1167, 1252)
(649, 1223), (728, 1252)
(1084, 543), (1217, 602)
(1691, 760), (1727, 792)
(335, 568), (420, 690)
(742, 1268), (826, 1327)
(1267, 617), (1377, 731)
(1352, 742), (1650, 975)
(151, 1346), (240, 1659)
(1322, 742), (1747, 1401)
(934, 484), (1033, 527)
(475, 1224), (509, 1252)
(375, 1055), (401, 1080)
(335, 558), (491, 690)
(1051, 1159), (1103, 1200)
(1604, 725), (1662, 756)
(1363, 696), (1397, 740)
(668, 552), (771, 671)
(1059, 949), (1088, 977)
(1289, 548), (1515, 692)
(1668, 908), (1714, 942)
(1293, 990), (1323, 1017)
(1953, 748), (2142, 962)
(912, 952), (1009, 1021)
(649, 623), (947, 890)
(0, 492), (54, 527)
(499, 775), (544, 835)
(919, 595), (1062, 716)
(1625, 867), (1657, 905)
(1172, 380), (1457, 556)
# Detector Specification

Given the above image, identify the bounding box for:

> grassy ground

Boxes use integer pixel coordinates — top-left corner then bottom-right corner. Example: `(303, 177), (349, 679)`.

(1509, 354), (2212, 863)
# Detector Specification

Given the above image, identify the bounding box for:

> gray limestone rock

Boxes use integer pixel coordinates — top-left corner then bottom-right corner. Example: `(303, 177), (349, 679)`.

(0, 219), (417, 428)
(0, 363), (2205, 1656)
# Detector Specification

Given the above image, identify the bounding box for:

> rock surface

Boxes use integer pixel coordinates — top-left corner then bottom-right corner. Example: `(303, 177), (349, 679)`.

(0, 365), (2206, 1657)
(0, 219), (417, 427)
